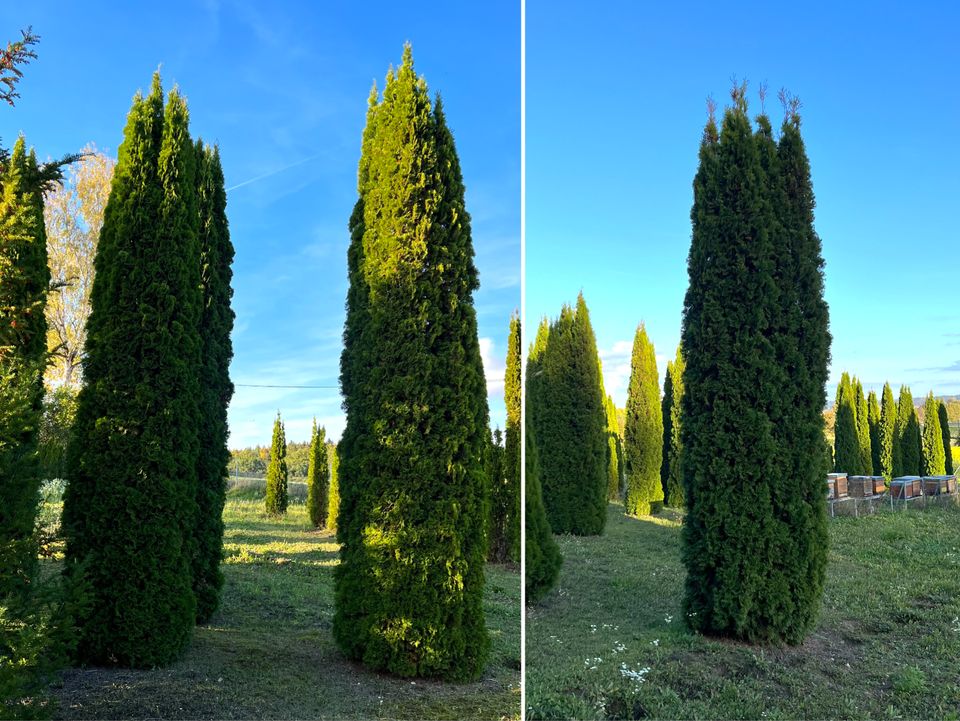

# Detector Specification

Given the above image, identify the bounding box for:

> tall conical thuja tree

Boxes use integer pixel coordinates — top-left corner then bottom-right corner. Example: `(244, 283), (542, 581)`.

(524, 389), (562, 604)
(604, 391), (621, 501)
(264, 413), (288, 515)
(334, 47), (491, 680)
(624, 323), (662, 516)
(879, 382), (898, 478)
(486, 428), (507, 561)
(867, 390), (882, 476)
(306, 419), (329, 528)
(938, 400), (953, 474)
(0, 137), (49, 597)
(921, 392), (945, 477)
(326, 442), (339, 531)
(660, 345), (685, 508)
(896, 386), (921, 476)
(535, 295), (608, 535)
(500, 312), (521, 563)
(853, 378), (872, 474)
(833, 373), (859, 473)
(62, 77), (202, 666)
(193, 141), (234, 623)
(680, 89), (830, 644)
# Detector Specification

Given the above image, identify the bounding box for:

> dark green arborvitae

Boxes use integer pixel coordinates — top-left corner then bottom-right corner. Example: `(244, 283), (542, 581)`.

(62, 76), (202, 666)
(921, 392), (945, 476)
(896, 386), (921, 476)
(326, 442), (339, 531)
(867, 390), (882, 476)
(938, 400), (953, 474)
(264, 413), (288, 515)
(833, 373), (860, 473)
(486, 427), (508, 561)
(193, 141), (234, 623)
(500, 312), (521, 563)
(605, 393), (622, 501)
(306, 419), (329, 528)
(624, 323), (663, 516)
(524, 389), (562, 604)
(334, 47), (490, 681)
(853, 378), (872, 474)
(534, 295), (608, 535)
(660, 345), (685, 508)
(879, 382), (898, 478)
(680, 90), (830, 645)
(0, 137), (49, 598)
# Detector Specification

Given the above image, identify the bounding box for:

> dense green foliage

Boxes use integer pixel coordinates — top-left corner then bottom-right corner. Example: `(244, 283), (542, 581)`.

(193, 141), (233, 624)
(624, 323), (663, 516)
(938, 400), (953, 474)
(531, 295), (607, 535)
(264, 413), (288, 516)
(501, 313), (521, 563)
(604, 394), (622, 501)
(0, 137), (49, 598)
(896, 386), (921, 476)
(62, 76), (203, 666)
(524, 393), (562, 604)
(921, 392), (945, 476)
(833, 373), (860, 473)
(880, 382), (898, 478)
(660, 345), (685, 508)
(486, 428), (507, 561)
(327, 442), (339, 531)
(867, 390), (882, 476)
(680, 90), (830, 644)
(38, 386), (77, 482)
(854, 378), (873, 474)
(333, 47), (490, 681)
(306, 419), (329, 528)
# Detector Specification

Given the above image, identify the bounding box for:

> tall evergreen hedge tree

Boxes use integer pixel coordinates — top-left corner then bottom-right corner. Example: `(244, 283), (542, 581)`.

(524, 390), (562, 604)
(0, 137), (49, 598)
(501, 313), (521, 563)
(605, 393), (621, 501)
(833, 373), (860, 473)
(853, 378), (872, 474)
(896, 386), (921, 476)
(880, 382), (899, 478)
(921, 392), (945, 477)
(661, 345), (685, 508)
(534, 295), (608, 535)
(62, 76), (202, 666)
(624, 323), (663, 516)
(333, 47), (491, 681)
(867, 390), (882, 476)
(326, 442), (339, 531)
(264, 413), (288, 515)
(938, 400), (953, 474)
(306, 419), (329, 528)
(680, 88), (830, 645)
(486, 428), (508, 561)
(193, 141), (234, 623)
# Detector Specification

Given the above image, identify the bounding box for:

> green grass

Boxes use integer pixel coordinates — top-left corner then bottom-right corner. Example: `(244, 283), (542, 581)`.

(526, 501), (960, 720)
(43, 495), (520, 720)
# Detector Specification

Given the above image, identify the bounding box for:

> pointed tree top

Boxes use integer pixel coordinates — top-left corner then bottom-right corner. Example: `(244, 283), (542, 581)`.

(401, 41), (414, 69)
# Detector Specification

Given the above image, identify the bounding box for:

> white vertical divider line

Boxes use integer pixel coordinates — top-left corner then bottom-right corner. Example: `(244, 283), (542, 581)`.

(519, 0), (527, 717)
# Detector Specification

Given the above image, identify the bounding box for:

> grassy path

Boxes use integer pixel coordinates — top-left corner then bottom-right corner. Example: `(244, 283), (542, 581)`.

(526, 502), (960, 720)
(48, 497), (520, 720)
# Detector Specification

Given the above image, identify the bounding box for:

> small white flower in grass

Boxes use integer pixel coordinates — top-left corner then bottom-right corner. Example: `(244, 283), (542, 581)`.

(664, 614), (673, 624)
(590, 624), (597, 633)
(651, 638), (659, 647)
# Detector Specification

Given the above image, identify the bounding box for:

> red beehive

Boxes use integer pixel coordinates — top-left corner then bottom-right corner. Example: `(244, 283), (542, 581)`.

(922, 475), (957, 496)
(891, 476), (921, 499)
(848, 476), (872, 498)
(869, 476), (887, 495)
(827, 473), (848, 499)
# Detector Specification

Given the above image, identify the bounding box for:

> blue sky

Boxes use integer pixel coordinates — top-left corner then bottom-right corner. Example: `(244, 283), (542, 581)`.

(527, 0), (960, 408)
(2, 1), (520, 447)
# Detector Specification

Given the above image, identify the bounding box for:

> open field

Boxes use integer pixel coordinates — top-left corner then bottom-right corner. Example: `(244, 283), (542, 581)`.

(526, 501), (960, 720)
(41, 489), (520, 720)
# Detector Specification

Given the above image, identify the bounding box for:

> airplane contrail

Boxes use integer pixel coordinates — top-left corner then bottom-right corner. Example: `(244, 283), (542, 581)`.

(226, 152), (323, 192)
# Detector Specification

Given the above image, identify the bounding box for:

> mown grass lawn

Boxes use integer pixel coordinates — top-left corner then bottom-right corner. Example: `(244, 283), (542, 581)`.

(43, 492), (520, 720)
(526, 501), (960, 720)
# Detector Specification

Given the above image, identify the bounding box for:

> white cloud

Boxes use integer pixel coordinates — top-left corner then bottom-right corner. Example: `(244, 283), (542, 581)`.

(480, 337), (506, 397)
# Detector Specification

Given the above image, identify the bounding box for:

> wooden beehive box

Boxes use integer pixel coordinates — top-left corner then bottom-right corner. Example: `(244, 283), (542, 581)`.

(848, 476), (872, 498)
(827, 473), (848, 499)
(870, 476), (887, 495)
(922, 475), (957, 496)
(891, 476), (921, 499)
